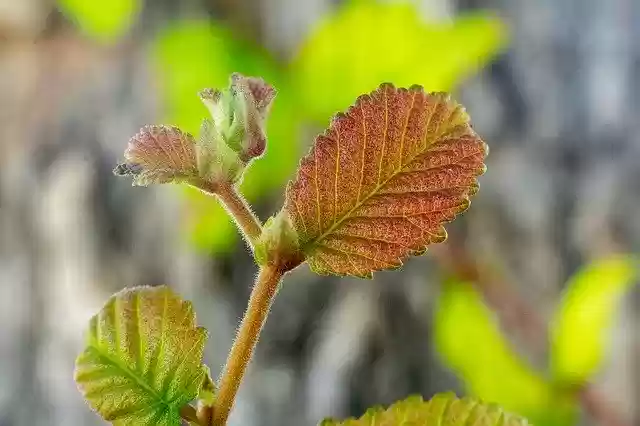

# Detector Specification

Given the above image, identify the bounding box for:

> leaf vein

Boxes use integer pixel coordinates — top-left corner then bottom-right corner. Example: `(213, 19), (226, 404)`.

(397, 91), (417, 171)
(317, 244), (399, 268)
(356, 103), (367, 203)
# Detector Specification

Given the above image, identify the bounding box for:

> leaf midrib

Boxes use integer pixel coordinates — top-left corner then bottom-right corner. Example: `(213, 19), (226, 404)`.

(87, 343), (174, 413)
(302, 116), (455, 253)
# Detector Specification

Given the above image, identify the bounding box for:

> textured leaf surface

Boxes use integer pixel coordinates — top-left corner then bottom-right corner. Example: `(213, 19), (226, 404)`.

(320, 393), (530, 426)
(284, 84), (487, 277)
(114, 125), (198, 186)
(551, 255), (638, 385)
(75, 286), (208, 425)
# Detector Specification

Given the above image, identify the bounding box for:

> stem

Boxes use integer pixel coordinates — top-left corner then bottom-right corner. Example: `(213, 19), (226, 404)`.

(196, 180), (263, 246)
(212, 265), (284, 425)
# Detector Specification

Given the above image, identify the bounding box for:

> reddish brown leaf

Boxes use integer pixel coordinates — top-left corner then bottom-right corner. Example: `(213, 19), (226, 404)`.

(114, 125), (198, 186)
(284, 83), (487, 278)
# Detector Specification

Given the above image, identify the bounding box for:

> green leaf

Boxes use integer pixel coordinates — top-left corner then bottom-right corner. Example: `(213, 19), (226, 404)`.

(550, 255), (638, 385)
(293, 0), (506, 122)
(434, 281), (577, 425)
(75, 286), (209, 425)
(57, 0), (141, 42)
(320, 393), (531, 426)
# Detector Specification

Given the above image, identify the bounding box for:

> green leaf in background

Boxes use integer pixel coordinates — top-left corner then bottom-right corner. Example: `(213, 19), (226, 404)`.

(292, 0), (506, 122)
(58, 0), (141, 42)
(75, 286), (208, 425)
(434, 281), (577, 426)
(320, 393), (530, 426)
(550, 255), (638, 386)
(152, 21), (300, 252)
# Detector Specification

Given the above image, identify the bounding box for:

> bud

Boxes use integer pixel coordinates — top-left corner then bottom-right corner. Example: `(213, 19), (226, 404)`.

(199, 73), (276, 165)
(195, 118), (245, 184)
(255, 210), (303, 271)
(115, 73), (275, 189)
(229, 73), (276, 161)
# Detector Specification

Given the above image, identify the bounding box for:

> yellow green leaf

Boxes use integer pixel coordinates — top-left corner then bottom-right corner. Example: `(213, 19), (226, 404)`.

(550, 255), (638, 385)
(293, 0), (506, 122)
(284, 84), (487, 278)
(57, 0), (141, 42)
(434, 281), (577, 425)
(320, 393), (531, 426)
(75, 286), (208, 425)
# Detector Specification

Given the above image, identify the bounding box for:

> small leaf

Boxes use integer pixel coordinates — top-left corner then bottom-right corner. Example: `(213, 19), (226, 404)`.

(550, 255), (638, 385)
(114, 125), (198, 186)
(198, 365), (216, 406)
(284, 84), (487, 278)
(255, 210), (303, 269)
(75, 286), (208, 425)
(229, 73), (277, 160)
(320, 393), (530, 426)
(196, 118), (244, 184)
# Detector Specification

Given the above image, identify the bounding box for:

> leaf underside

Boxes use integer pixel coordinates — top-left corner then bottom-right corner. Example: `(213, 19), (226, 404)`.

(285, 83), (487, 278)
(320, 393), (530, 426)
(74, 286), (208, 425)
(115, 125), (198, 186)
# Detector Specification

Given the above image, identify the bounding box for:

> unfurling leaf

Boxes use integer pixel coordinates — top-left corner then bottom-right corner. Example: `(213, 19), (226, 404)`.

(114, 125), (198, 186)
(550, 255), (638, 385)
(198, 365), (216, 406)
(284, 83), (487, 278)
(75, 286), (209, 425)
(115, 74), (278, 190)
(320, 393), (530, 426)
(199, 73), (276, 165)
(255, 210), (303, 269)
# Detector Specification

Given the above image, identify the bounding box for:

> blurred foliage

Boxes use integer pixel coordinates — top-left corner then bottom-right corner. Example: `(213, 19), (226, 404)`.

(550, 255), (638, 386)
(292, 0), (507, 123)
(57, 0), (141, 42)
(434, 281), (577, 426)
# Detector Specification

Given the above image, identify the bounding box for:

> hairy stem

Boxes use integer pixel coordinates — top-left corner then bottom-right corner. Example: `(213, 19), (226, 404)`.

(196, 180), (263, 247)
(212, 265), (284, 425)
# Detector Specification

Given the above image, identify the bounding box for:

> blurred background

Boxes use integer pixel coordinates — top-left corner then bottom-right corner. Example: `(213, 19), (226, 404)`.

(0, 0), (639, 425)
